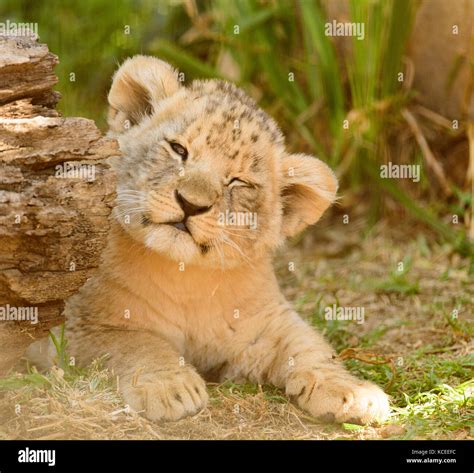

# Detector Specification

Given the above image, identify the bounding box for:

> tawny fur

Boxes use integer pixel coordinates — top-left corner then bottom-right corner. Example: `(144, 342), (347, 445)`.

(27, 56), (390, 424)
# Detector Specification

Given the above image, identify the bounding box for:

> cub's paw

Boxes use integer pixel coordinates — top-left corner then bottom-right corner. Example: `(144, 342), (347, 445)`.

(286, 370), (390, 425)
(121, 367), (208, 422)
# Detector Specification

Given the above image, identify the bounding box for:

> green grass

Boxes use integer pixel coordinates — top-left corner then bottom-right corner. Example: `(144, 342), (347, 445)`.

(209, 380), (287, 405)
(0, 357), (113, 396)
(277, 233), (473, 437)
(345, 352), (473, 439)
(372, 257), (421, 295)
(0, 371), (51, 390)
(48, 325), (70, 372)
(313, 309), (474, 438)
(306, 295), (473, 438)
(0, 325), (103, 393)
(395, 381), (473, 439)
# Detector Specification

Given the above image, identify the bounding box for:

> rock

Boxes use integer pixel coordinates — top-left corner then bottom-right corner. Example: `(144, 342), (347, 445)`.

(0, 33), (118, 375)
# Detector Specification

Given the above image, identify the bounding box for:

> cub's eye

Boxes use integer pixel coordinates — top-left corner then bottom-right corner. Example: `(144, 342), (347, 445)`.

(228, 177), (251, 188)
(169, 142), (188, 160)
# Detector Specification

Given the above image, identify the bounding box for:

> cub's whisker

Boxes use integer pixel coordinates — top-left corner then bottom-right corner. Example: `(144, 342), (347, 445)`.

(221, 235), (253, 268)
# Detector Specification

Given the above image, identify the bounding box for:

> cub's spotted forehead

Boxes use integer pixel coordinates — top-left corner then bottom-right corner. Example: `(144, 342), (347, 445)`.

(182, 79), (284, 154)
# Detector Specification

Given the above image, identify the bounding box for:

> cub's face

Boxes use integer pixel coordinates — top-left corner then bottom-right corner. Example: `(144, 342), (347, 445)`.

(108, 56), (337, 267)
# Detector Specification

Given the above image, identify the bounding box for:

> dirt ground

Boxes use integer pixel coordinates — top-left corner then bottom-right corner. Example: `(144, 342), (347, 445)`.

(0, 221), (472, 440)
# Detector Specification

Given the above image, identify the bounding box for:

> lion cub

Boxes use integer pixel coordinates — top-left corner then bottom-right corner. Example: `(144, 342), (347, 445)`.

(28, 56), (389, 424)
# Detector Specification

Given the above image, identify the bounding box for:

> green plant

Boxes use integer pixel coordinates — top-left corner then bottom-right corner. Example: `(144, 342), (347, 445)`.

(48, 325), (66, 368)
(374, 256), (420, 295)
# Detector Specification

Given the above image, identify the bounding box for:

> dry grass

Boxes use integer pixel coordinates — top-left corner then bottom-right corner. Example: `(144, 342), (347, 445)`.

(0, 367), (382, 440)
(0, 221), (472, 440)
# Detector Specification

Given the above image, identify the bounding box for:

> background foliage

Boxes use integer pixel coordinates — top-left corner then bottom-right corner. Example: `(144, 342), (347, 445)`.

(1, 0), (472, 255)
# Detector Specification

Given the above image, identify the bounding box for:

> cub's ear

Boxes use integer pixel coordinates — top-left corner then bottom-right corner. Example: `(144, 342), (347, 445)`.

(107, 55), (181, 133)
(280, 153), (338, 237)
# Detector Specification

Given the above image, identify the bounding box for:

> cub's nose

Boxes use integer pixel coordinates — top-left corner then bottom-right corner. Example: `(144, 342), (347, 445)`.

(175, 190), (211, 218)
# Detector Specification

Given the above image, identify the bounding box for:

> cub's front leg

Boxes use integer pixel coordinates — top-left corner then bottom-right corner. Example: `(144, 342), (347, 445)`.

(68, 328), (208, 421)
(237, 309), (390, 424)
